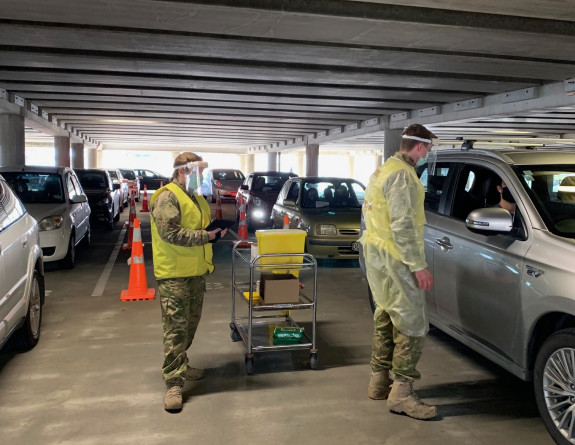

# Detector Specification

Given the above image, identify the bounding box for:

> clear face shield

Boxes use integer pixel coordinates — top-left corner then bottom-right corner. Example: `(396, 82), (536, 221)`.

(402, 135), (439, 175)
(176, 160), (208, 194)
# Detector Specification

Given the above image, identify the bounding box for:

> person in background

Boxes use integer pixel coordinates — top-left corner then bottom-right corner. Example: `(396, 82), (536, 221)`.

(359, 123), (438, 420)
(150, 152), (227, 412)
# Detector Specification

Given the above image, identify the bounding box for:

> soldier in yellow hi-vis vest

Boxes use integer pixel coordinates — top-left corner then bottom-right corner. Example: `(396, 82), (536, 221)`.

(150, 152), (227, 412)
(359, 124), (438, 420)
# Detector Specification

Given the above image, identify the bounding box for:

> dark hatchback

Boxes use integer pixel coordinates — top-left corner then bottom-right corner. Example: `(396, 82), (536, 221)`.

(135, 169), (170, 191)
(75, 169), (121, 230)
(236, 171), (297, 230)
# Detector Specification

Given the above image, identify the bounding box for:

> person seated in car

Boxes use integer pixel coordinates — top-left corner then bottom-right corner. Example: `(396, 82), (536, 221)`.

(493, 179), (516, 216)
(302, 187), (319, 208)
(333, 184), (351, 206)
(323, 187), (334, 203)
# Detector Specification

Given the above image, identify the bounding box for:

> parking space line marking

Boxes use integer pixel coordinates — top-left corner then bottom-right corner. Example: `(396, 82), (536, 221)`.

(91, 225), (127, 297)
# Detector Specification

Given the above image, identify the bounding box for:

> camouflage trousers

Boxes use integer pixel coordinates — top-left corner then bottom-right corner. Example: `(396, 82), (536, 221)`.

(371, 306), (425, 381)
(158, 275), (206, 387)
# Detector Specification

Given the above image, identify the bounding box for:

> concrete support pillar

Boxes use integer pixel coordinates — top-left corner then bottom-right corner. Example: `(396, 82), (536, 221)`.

(267, 152), (278, 171)
(86, 148), (98, 168)
(348, 154), (355, 178)
(297, 152), (304, 177)
(96, 149), (104, 167)
(245, 153), (254, 174)
(71, 143), (85, 169)
(306, 143), (319, 176)
(383, 129), (403, 161)
(0, 114), (25, 166)
(54, 136), (71, 167)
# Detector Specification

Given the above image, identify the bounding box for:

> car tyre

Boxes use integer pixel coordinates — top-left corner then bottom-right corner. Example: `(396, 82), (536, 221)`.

(534, 328), (575, 445)
(4, 270), (43, 351)
(60, 232), (76, 269)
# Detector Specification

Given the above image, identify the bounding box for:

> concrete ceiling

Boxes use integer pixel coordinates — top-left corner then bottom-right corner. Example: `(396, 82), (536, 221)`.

(0, 0), (574, 154)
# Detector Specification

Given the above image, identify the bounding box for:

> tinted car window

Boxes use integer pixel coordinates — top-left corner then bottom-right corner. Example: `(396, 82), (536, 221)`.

(119, 169), (136, 180)
(76, 171), (108, 189)
(515, 165), (575, 238)
(418, 162), (455, 213)
(2, 172), (65, 204)
(213, 170), (245, 180)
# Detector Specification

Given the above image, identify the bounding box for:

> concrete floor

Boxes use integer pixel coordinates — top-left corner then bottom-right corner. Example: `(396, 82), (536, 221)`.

(0, 200), (554, 445)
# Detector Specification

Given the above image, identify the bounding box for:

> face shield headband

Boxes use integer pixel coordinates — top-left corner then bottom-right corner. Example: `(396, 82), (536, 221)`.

(402, 135), (439, 174)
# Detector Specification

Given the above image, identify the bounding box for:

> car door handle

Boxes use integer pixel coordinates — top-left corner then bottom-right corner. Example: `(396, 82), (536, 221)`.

(435, 237), (453, 250)
(21, 236), (28, 248)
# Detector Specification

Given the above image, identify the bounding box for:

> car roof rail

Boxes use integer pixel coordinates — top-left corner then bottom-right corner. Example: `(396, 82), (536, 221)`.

(456, 137), (476, 151)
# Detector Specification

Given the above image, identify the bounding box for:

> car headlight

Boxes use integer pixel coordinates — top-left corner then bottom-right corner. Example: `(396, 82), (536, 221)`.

(97, 198), (109, 205)
(252, 197), (267, 208)
(39, 216), (64, 231)
(316, 224), (337, 236)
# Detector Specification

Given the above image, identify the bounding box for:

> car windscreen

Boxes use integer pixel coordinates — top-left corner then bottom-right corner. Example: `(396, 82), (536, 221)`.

(251, 174), (292, 192)
(301, 180), (365, 209)
(2, 172), (66, 204)
(514, 165), (575, 238)
(213, 170), (245, 180)
(119, 169), (136, 180)
(76, 171), (108, 190)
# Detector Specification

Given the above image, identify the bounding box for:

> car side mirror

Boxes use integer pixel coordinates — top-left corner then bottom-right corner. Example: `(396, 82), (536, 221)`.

(283, 199), (296, 207)
(71, 195), (87, 204)
(113, 183), (121, 190)
(466, 207), (513, 233)
(240, 184), (249, 191)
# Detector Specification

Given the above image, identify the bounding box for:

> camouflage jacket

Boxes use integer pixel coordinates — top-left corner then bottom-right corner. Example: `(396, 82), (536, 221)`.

(150, 178), (209, 247)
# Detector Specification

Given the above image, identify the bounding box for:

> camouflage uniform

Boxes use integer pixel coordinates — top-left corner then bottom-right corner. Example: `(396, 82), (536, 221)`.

(150, 178), (210, 387)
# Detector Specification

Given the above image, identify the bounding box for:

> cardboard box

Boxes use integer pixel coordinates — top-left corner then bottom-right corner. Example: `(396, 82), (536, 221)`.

(260, 273), (299, 305)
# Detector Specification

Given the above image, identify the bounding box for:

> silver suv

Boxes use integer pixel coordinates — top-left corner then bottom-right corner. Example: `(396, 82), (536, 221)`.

(0, 174), (45, 351)
(360, 147), (575, 444)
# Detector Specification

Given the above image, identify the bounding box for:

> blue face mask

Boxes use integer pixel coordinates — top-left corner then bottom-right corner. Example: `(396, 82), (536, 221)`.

(416, 149), (429, 167)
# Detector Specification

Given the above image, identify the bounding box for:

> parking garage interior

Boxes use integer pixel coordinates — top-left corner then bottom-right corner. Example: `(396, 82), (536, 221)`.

(1, 1), (575, 444)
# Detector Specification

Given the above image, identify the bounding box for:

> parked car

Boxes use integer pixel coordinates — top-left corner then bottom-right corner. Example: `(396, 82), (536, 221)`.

(202, 168), (245, 202)
(0, 166), (91, 269)
(134, 169), (170, 191)
(0, 174), (45, 351)
(106, 168), (129, 211)
(359, 146), (575, 445)
(119, 168), (140, 202)
(271, 176), (365, 259)
(75, 168), (121, 230)
(236, 171), (297, 230)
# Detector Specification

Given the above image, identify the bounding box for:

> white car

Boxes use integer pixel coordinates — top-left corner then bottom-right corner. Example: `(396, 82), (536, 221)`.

(0, 166), (91, 269)
(0, 174), (45, 351)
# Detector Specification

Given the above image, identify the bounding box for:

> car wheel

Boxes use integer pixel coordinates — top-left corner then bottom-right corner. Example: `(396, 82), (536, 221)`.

(534, 328), (575, 445)
(5, 270), (43, 351)
(60, 233), (76, 269)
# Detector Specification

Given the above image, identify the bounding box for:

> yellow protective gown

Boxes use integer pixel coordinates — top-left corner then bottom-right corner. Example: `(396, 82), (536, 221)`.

(359, 152), (428, 337)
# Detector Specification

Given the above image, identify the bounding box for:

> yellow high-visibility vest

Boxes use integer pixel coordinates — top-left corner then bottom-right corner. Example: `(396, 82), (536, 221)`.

(150, 183), (214, 279)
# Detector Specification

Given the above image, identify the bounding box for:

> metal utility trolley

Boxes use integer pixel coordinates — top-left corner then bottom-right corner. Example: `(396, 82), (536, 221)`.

(230, 239), (318, 374)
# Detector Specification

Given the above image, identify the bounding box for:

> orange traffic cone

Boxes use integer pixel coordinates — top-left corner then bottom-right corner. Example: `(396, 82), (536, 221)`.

(236, 195), (249, 245)
(160, 180), (164, 188)
(121, 218), (155, 301)
(140, 185), (150, 212)
(215, 192), (223, 219)
(122, 194), (137, 250)
(283, 214), (290, 229)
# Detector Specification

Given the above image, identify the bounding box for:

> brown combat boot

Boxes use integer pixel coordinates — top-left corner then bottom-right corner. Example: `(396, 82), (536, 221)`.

(185, 366), (204, 381)
(368, 370), (392, 400)
(387, 380), (437, 420)
(164, 385), (183, 412)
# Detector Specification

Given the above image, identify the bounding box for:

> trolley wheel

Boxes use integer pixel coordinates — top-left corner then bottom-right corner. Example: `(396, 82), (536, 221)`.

(229, 323), (241, 342)
(310, 352), (318, 370)
(245, 356), (254, 375)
